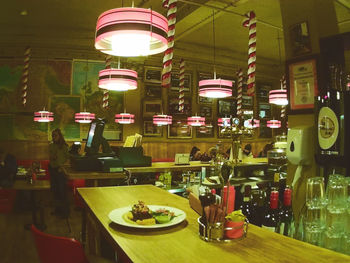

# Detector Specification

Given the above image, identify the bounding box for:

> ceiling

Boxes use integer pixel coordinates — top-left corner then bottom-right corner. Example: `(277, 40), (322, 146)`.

(0, 0), (349, 79)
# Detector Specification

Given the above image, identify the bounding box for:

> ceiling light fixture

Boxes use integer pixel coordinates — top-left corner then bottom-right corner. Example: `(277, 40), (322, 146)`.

(34, 109), (54, 122)
(187, 116), (205, 126)
(244, 118), (260, 128)
(95, 8), (168, 57)
(98, 68), (138, 91)
(218, 117), (231, 127)
(115, 113), (135, 124)
(267, 119), (281, 128)
(153, 114), (172, 126)
(269, 89), (288, 106)
(198, 11), (232, 98)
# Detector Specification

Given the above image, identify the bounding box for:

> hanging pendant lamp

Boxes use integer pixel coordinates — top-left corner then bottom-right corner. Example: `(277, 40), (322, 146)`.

(198, 11), (232, 99)
(98, 68), (138, 91)
(75, 112), (95, 123)
(269, 89), (288, 105)
(187, 116), (205, 127)
(244, 118), (260, 128)
(218, 117), (231, 127)
(153, 114), (172, 126)
(267, 119), (281, 128)
(115, 113), (135, 124)
(95, 8), (168, 57)
(34, 109), (54, 122)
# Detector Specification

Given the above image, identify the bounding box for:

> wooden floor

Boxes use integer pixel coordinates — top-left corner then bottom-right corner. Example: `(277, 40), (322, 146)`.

(0, 190), (85, 263)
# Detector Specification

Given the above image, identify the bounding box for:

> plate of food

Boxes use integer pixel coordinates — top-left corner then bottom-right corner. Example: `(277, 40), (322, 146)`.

(108, 201), (186, 228)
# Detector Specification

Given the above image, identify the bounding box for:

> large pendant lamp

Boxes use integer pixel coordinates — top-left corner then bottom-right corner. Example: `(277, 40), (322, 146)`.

(244, 118), (260, 128)
(269, 89), (288, 106)
(34, 109), (54, 122)
(267, 119), (281, 128)
(95, 8), (168, 57)
(218, 117), (231, 127)
(98, 68), (138, 91)
(187, 116), (205, 127)
(199, 11), (232, 99)
(76, 59), (96, 124)
(153, 114), (172, 126)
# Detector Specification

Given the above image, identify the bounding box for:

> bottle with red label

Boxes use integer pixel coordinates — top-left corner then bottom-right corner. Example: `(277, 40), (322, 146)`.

(278, 186), (294, 237)
(261, 190), (280, 233)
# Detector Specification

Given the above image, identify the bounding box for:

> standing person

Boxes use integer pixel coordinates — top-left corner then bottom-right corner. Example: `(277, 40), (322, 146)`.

(49, 128), (69, 218)
(0, 148), (17, 188)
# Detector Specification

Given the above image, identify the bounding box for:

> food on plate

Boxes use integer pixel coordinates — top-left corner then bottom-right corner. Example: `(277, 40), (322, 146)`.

(152, 208), (175, 224)
(131, 201), (153, 221)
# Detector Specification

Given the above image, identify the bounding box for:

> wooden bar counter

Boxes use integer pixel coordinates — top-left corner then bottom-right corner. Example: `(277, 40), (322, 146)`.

(78, 185), (350, 263)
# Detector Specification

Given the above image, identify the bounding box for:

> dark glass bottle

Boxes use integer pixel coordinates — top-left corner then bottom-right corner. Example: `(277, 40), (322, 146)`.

(278, 187), (294, 237)
(239, 185), (254, 223)
(261, 190), (280, 232)
(252, 184), (267, 226)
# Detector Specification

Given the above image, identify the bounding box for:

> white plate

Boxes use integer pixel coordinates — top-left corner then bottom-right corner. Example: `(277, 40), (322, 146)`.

(108, 205), (186, 229)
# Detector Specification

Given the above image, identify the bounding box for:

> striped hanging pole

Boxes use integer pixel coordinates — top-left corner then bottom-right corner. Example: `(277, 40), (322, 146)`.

(280, 75), (287, 119)
(161, 0), (178, 88)
(242, 11), (256, 97)
(22, 46), (31, 107)
(103, 55), (112, 109)
(178, 59), (185, 113)
(236, 69), (243, 117)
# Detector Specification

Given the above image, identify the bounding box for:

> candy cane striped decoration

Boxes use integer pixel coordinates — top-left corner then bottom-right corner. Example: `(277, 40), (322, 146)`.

(22, 46), (31, 107)
(281, 75), (287, 119)
(242, 11), (256, 97)
(178, 59), (185, 113)
(103, 55), (112, 109)
(236, 69), (243, 117)
(161, 0), (177, 88)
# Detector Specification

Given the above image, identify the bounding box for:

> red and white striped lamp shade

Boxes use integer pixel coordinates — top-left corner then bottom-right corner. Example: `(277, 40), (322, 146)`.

(153, 114), (172, 126)
(98, 68), (138, 91)
(269, 89), (288, 106)
(187, 116), (205, 127)
(95, 8), (168, 57)
(244, 119), (260, 128)
(267, 120), (281, 128)
(34, 110), (54, 122)
(75, 112), (95, 124)
(218, 118), (231, 127)
(198, 79), (232, 98)
(115, 113), (135, 124)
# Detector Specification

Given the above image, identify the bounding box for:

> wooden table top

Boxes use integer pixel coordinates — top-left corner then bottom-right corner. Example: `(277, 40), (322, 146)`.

(124, 161), (211, 174)
(62, 166), (126, 180)
(13, 180), (50, 191)
(78, 185), (350, 263)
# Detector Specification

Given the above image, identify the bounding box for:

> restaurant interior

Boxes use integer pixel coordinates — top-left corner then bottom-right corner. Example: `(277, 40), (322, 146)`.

(1, 0), (350, 262)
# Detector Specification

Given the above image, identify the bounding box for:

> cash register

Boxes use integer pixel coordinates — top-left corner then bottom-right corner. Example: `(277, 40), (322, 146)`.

(70, 118), (123, 172)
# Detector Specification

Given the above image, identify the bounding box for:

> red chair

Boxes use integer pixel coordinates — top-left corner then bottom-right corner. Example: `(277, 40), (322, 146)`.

(67, 179), (86, 209)
(0, 189), (17, 213)
(31, 224), (89, 263)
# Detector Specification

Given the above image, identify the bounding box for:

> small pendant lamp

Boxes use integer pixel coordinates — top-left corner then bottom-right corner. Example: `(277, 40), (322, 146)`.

(115, 113), (135, 124)
(218, 117), (231, 127)
(98, 68), (138, 91)
(244, 118), (260, 128)
(75, 112), (95, 123)
(95, 8), (168, 57)
(267, 119), (281, 128)
(198, 11), (232, 99)
(76, 58), (96, 124)
(153, 114), (172, 126)
(34, 109), (54, 122)
(187, 116), (205, 127)
(269, 89), (288, 106)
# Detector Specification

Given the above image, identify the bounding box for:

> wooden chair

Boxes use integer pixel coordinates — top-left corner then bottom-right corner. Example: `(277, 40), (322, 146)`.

(31, 225), (114, 263)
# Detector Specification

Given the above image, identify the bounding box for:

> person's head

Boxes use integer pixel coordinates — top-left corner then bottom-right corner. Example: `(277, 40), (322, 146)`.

(208, 147), (217, 159)
(193, 150), (202, 160)
(190, 146), (200, 158)
(52, 128), (67, 147)
(243, 144), (252, 155)
(263, 143), (274, 154)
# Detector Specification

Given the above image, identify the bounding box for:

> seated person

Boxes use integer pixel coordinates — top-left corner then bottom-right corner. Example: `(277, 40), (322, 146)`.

(208, 147), (217, 160)
(242, 144), (253, 158)
(258, 143), (274, 157)
(200, 152), (211, 162)
(0, 148), (17, 188)
(190, 146), (201, 161)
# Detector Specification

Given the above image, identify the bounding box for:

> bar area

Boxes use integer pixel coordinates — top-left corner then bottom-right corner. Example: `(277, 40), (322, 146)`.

(1, 0), (350, 262)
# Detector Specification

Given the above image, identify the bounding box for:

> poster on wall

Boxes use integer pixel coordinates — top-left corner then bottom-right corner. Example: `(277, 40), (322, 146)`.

(72, 60), (123, 140)
(49, 95), (81, 141)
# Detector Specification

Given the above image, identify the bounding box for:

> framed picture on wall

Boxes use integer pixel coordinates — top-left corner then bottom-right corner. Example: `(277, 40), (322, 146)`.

(199, 105), (212, 118)
(144, 66), (162, 83)
(168, 119), (192, 139)
(242, 95), (253, 108)
(198, 96), (213, 104)
(170, 72), (192, 93)
(290, 21), (311, 57)
(196, 122), (214, 138)
(143, 120), (163, 137)
(143, 99), (162, 117)
(144, 84), (162, 99)
(168, 96), (191, 116)
(217, 99), (237, 117)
